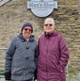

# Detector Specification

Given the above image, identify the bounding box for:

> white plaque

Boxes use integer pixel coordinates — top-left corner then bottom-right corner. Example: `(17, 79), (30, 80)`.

(27, 0), (58, 17)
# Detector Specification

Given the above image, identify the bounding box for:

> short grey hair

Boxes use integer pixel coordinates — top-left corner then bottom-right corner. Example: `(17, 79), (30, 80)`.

(44, 18), (55, 26)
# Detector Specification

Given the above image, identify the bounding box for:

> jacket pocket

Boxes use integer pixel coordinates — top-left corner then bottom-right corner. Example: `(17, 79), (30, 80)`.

(11, 66), (23, 75)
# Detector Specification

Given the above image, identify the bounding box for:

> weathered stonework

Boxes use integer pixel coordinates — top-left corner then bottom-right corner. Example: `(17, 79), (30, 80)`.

(0, 0), (80, 72)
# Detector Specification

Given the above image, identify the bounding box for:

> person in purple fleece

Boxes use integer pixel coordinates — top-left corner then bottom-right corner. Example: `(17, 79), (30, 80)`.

(37, 18), (69, 81)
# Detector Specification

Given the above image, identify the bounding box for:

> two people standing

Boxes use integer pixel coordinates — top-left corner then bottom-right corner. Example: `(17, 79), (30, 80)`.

(4, 18), (69, 81)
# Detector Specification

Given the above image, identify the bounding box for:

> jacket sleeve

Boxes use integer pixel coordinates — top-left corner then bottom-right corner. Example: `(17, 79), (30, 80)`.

(58, 35), (69, 72)
(34, 44), (39, 80)
(34, 45), (39, 64)
(4, 38), (16, 80)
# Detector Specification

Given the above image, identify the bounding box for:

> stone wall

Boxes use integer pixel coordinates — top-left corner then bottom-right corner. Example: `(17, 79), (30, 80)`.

(0, 0), (80, 71)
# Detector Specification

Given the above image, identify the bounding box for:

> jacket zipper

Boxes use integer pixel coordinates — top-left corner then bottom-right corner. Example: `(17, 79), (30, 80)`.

(46, 39), (49, 81)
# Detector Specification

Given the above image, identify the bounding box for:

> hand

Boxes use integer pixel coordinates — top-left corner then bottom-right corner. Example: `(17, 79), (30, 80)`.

(4, 71), (11, 80)
(34, 69), (37, 81)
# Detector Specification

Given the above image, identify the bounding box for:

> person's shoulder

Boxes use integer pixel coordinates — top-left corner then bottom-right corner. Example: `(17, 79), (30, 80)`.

(11, 35), (19, 41)
(56, 32), (63, 37)
(39, 34), (44, 39)
(9, 35), (19, 45)
(56, 32), (65, 41)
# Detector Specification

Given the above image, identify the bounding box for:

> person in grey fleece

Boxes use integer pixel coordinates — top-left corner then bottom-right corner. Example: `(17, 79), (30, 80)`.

(4, 23), (38, 81)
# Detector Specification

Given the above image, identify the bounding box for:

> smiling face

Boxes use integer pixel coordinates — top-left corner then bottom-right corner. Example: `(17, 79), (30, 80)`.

(22, 26), (32, 39)
(44, 19), (55, 33)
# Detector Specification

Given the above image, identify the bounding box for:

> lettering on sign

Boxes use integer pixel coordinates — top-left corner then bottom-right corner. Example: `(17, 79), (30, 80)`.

(27, 0), (58, 17)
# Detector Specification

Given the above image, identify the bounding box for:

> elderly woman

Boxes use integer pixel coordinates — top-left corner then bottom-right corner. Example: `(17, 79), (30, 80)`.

(37, 18), (69, 81)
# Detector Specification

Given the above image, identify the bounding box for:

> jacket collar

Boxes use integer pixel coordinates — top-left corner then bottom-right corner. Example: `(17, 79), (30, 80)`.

(44, 31), (58, 38)
(18, 33), (34, 42)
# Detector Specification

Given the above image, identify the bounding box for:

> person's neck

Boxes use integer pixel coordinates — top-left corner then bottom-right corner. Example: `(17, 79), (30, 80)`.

(25, 37), (29, 40)
(46, 31), (52, 35)
(23, 35), (30, 40)
(46, 30), (54, 34)
(46, 32), (51, 34)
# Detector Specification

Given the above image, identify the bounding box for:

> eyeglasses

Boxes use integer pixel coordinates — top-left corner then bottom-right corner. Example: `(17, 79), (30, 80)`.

(44, 24), (53, 26)
(24, 28), (32, 32)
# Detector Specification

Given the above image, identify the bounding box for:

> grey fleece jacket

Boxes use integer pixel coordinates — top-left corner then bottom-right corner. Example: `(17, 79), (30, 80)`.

(4, 34), (38, 81)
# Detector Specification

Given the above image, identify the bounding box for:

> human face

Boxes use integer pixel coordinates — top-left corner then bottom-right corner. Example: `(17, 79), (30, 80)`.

(22, 26), (32, 39)
(44, 20), (54, 33)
